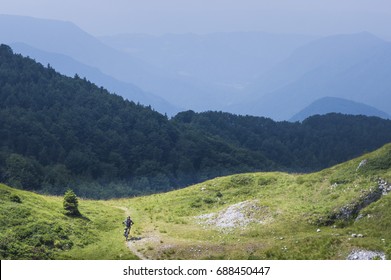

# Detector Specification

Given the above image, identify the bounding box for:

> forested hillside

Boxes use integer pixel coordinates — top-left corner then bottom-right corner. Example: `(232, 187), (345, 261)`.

(2, 44), (391, 198)
(173, 111), (391, 171)
(0, 44), (269, 198)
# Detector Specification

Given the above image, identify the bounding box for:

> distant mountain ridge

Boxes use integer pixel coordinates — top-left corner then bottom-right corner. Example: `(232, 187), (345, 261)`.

(100, 31), (315, 70)
(3, 14), (390, 121)
(290, 97), (391, 122)
(0, 14), (318, 113)
(100, 32), (316, 104)
(229, 32), (391, 120)
(9, 42), (179, 115)
(0, 14), (180, 115)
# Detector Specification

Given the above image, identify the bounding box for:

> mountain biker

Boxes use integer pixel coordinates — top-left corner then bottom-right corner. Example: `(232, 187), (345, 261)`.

(123, 216), (134, 241)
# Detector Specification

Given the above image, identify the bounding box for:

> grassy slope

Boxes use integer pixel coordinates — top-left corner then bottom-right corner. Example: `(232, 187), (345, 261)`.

(1, 143), (391, 260)
(0, 184), (136, 260)
(112, 143), (391, 260)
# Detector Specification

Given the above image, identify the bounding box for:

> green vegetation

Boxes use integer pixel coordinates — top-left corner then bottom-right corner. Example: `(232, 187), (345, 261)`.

(63, 189), (81, 217)
(0, 183), (136, 260)
(173, 110), (391, 171)
(2, 143), (391, 260)
(2, 44), (391, 198)
(109, 143), (391, 260)
(1, 43), (391, 260)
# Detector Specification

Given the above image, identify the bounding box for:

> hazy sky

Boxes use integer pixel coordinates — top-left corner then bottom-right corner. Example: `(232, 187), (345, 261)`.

(1, 0), (391, 38)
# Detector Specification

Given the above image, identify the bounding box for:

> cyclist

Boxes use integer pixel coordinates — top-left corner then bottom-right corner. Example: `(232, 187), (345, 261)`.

(123, 216), (134, 241)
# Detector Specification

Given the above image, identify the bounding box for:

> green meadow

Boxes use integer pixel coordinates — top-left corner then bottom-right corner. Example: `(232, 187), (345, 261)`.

(2, 144), (391, 260)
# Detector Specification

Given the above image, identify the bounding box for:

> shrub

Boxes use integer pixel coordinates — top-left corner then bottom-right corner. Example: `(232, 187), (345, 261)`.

(63, 189), (81, 217)
(203, 197), (216, 204)
(230, 175), (254, 186)
(10, 194), (22, 203)
(216, 191), (223, 198)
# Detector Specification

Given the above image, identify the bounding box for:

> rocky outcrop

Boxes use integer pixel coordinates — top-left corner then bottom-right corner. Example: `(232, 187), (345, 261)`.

(340, 178), (391, 220)
(319, 178), (390, 226)
(333, 188), (382, 221)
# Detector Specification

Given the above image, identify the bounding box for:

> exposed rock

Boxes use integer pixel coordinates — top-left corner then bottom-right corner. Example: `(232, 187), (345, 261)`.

(356, 159), (368, 171)
(355, 214), (364, 221)
(347, 249), (386, 260)
(196, 200), (272, 230)
(378, 178), (391, 195)
(330, 187), (382, 224)
(317, 178), (390, 226)
(331, 183), (338, 188)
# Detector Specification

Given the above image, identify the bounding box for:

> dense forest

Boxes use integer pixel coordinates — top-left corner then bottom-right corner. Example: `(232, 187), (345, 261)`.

(173, 110), (391, 171)
(1, 44), (391, 198)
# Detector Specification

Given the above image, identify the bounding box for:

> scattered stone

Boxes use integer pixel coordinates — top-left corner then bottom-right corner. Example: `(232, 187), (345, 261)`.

(357, 234), (364, 238)
(317, 229), (321, 233)
(347, 249), (386, 260)
(355, 214), (364, 221)
(196, 200), (271, 230)
(378, 178), (391, 195)
(351, 234), (357, 238)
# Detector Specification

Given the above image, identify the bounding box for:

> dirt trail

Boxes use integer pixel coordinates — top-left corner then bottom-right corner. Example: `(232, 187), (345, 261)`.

(126, 237), (147, 260)
(126, 233), (163, 260)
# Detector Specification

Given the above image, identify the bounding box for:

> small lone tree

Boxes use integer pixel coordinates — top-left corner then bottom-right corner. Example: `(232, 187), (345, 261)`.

(63, 189), (81, 217)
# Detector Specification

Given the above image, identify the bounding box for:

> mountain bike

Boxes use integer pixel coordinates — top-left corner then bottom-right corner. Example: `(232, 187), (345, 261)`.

(124, 227), (131, 241)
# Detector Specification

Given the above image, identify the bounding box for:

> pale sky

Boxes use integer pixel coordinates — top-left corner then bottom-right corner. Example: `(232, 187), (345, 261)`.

(1, 0), (391, 37)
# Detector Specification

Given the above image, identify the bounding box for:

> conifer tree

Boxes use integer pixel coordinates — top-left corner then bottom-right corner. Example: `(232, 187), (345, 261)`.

(63, 189), (81, 216)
